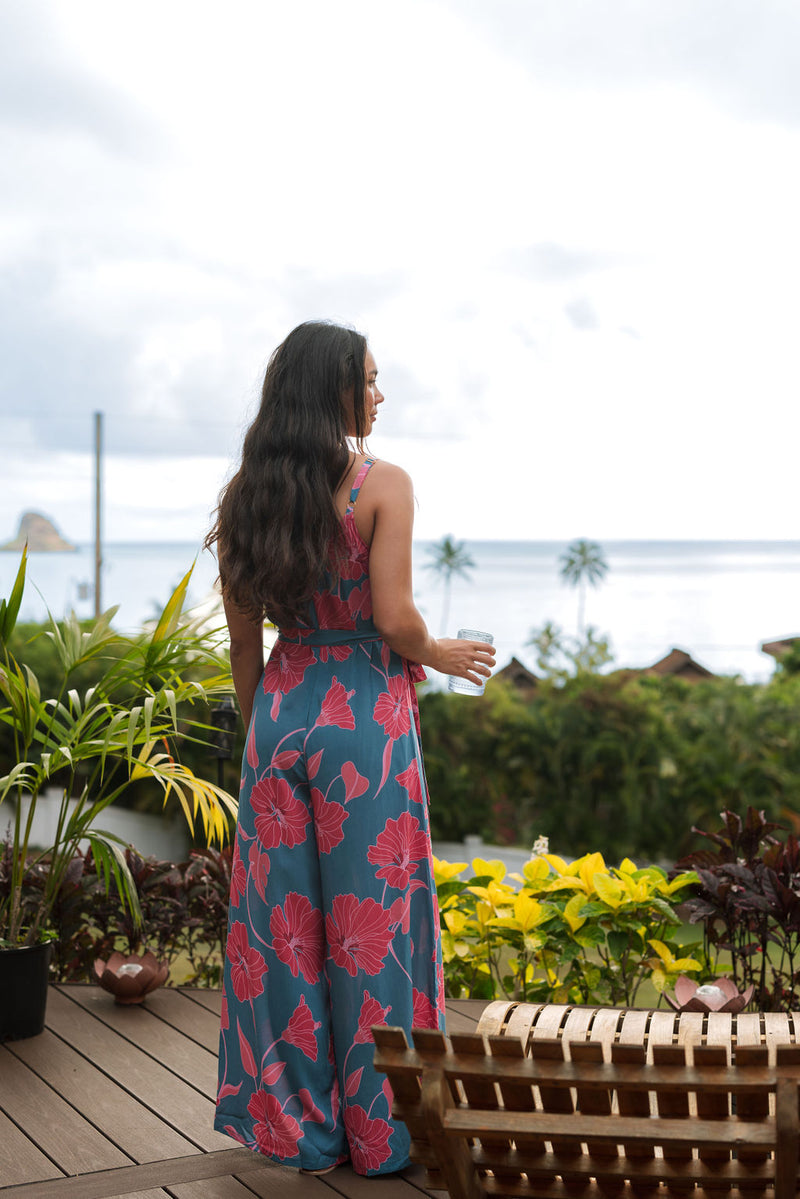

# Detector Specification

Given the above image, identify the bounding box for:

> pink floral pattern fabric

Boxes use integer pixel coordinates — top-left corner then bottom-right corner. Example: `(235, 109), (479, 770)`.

(215, 458), (445, 1175)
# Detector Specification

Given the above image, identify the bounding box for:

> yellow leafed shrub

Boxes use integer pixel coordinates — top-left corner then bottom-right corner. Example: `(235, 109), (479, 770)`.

(433, 851), (701, 1006)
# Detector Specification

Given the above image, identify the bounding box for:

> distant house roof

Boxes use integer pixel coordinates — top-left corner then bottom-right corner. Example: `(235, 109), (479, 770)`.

(494, 655), (539, 695)
(761, 636), (800, 659)
(644, 648), (716, 681)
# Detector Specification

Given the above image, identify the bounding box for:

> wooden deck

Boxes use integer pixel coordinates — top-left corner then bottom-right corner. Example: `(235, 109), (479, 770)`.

(0, 985), (485, 1198)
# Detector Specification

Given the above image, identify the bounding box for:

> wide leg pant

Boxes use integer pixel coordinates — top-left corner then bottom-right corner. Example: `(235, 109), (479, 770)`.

(215, 636), (445, 1175)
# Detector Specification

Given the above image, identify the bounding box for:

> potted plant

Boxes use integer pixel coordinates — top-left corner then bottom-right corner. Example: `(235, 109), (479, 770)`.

(0, 550), (237, 1039)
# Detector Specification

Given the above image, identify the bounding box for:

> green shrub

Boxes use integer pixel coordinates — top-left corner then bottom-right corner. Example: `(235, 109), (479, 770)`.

(434, 851), (701, 1006)
(420, 672), (800, 861)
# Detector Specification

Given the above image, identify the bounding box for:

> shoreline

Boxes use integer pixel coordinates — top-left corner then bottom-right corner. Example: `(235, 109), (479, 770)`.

(0, 540), (793, 684)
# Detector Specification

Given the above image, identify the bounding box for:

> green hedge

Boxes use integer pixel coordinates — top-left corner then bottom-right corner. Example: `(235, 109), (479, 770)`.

(419, 671), (800, 861)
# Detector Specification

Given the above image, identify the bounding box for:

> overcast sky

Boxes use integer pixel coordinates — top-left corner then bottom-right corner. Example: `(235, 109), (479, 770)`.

(2, 0), (799, 543)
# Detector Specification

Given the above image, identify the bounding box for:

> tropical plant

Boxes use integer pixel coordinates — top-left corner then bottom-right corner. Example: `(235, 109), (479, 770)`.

(434, 852), (701, 1005)
(675, 807), (800, 1011)
(772, 640), (800, 678)
(659, 677), (797, 836)
(526, 621), (613, 679)
(0, 550), (237, 948)
(419, 673), (675, 858)
(425, 535), (475, 635)
(420, 681), (539, 844)
(6, 843), (234, 985)
(559, 538), (608, 637)
(0, 613), (244, 807)
(418, 665), (800, 862)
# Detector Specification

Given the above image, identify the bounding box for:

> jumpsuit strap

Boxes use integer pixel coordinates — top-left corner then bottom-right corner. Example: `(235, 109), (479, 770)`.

(345, 457), (377, 515)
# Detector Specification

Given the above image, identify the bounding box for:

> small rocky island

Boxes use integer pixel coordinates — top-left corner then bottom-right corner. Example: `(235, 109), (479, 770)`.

(0, 512), (76, 552)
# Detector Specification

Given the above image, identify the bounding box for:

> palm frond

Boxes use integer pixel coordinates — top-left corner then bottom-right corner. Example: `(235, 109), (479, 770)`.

(45, 605), (120, 674)
(84, 834), (143, 929)
(0, 760), (38, 801)
(150, 564), (195, 644)
(131, 740), (237, 844)
(0, 549), (28, 648)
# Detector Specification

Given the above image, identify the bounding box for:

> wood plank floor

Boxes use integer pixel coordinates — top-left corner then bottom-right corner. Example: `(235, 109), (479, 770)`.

(0, 985), (485, 1198)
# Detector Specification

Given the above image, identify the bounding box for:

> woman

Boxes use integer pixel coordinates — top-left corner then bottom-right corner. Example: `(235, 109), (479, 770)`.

(207, 321), (495, 1176)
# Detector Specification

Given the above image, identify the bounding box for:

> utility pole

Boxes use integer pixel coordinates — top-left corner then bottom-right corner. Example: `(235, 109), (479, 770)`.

(94, 411), (103, 618)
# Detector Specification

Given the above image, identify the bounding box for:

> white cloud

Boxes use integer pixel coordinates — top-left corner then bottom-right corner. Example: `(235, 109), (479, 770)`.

(1, 0), (799, 540)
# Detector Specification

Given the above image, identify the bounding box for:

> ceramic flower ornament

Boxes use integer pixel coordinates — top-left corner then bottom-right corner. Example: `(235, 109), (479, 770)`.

(93, 951), (169, 1004)
(665, 975), (754, 1013)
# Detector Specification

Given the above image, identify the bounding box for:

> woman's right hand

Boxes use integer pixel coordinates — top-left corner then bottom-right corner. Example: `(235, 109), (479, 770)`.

(432, 638), (496, 687)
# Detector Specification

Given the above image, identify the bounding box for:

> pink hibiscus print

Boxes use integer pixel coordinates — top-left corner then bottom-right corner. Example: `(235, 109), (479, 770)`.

(436, 957), (446, 1014)
(270, 892), (325, 984)
(387, 892), (411, 934)
(226, 921), (268, 1001)
(282, 994), (321, 1060)
(245, 719), (259, 769)
(354, 990), (392, 1044)
(315, 592), (356, 629)
(344, 1104), (393, 1173)
(319, 643), (352, 663)
(247, 1091), (302, 1160)
(373, 675), (411, 740)
(247, 840), (270, 902)
(331, 1069), (341, 1130)
(395, 759), (423, 804)
(229, 840), (247, 908)
(326, 894), (394, 977)
(367, 812), (429, 889)
(342, 760), (369, 802)
(347, 582), (372, 620)
(311, 788), (349, 854)
(299, 1088), (326, 1123)
(412, 987), (440, 1029)
(331, 529), (367, 575)
(318, 677), (356, 729)
(263, 642), (316, 694)
(252, 776), (309, 849)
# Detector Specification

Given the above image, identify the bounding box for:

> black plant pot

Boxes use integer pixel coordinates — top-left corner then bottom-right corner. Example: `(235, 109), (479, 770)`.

(0, 940), (54, 1041)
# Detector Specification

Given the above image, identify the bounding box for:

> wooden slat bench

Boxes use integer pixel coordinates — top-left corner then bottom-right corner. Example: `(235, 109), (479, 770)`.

(373, 1003), (800, 1199)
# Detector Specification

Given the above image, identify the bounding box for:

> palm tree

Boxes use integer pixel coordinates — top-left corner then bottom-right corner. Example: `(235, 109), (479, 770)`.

(425, 535), (475, 635)
(526, 619), (564, 678)
(559, 539), (608, 638)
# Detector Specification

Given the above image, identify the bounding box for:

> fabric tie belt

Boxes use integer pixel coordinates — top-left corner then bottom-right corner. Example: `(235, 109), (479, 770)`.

(276, 628), (427, 690)
(277, 629), (383, 648)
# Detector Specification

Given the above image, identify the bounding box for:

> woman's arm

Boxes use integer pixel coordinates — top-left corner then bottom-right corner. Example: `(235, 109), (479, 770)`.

(366, 463), (495, 685)
(223, 595), (265, 729)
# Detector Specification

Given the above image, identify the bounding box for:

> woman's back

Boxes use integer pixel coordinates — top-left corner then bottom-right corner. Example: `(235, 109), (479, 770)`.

(284, 457), (380, 638)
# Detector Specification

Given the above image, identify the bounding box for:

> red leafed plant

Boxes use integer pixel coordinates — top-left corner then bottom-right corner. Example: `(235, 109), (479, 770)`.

(674, 807), (800, 1012)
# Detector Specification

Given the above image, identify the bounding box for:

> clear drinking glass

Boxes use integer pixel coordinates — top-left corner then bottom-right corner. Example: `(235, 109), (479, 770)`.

(447, 629), (494, 696)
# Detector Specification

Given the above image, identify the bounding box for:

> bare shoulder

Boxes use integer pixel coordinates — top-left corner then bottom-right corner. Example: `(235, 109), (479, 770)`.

(364, 458), (414, 499)
(351, 458), (413, 545)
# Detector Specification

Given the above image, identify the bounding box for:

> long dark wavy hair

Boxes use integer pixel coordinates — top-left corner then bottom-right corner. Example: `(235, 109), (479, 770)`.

(206, 320), (369, 627)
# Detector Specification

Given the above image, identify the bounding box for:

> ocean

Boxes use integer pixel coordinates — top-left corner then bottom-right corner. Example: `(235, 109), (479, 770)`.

(1, 540), (798, 683)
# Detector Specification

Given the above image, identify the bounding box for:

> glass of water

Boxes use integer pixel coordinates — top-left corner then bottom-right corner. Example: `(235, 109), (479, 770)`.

(447, 629), (494, 696)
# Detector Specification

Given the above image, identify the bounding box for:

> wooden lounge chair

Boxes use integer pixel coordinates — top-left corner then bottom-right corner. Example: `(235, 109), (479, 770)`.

(372, 1004), (800, 1199)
